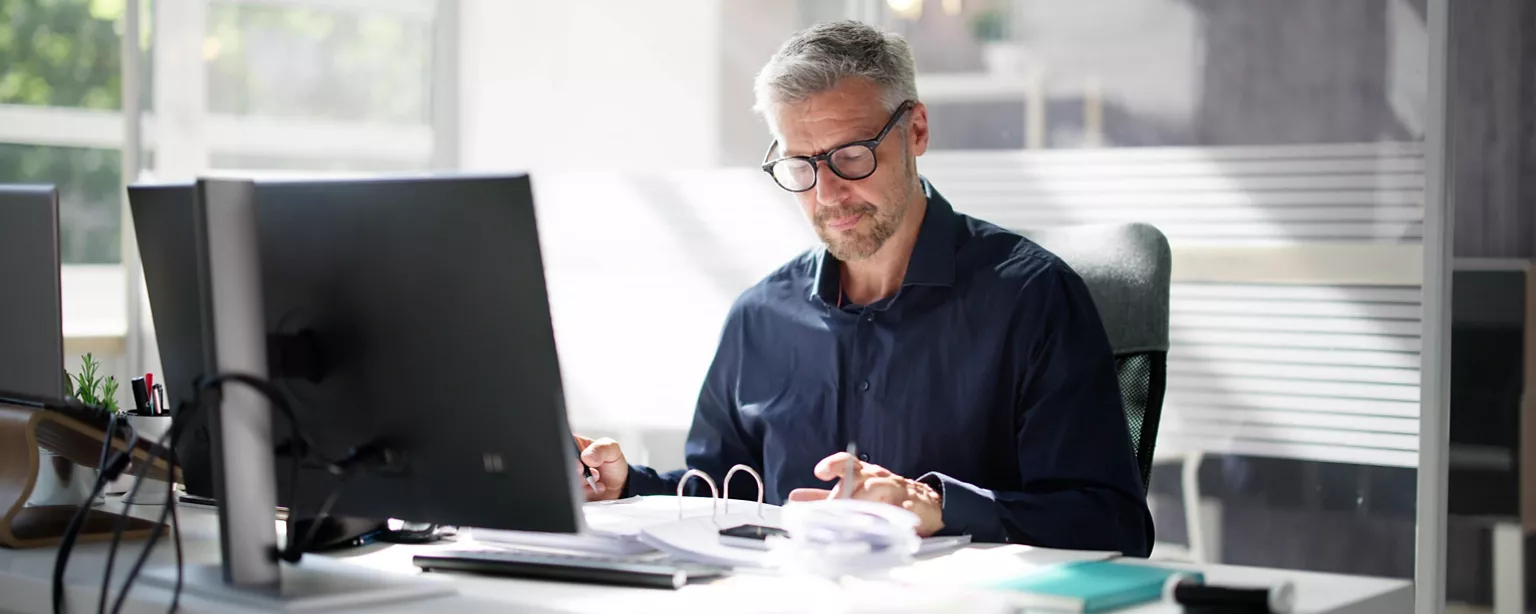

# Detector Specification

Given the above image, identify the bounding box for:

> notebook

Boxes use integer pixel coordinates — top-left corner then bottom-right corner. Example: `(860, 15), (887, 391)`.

(986, 560), (1202, 612)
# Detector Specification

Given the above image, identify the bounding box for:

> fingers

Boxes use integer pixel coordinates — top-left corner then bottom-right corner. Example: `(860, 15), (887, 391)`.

(849, 477), (905, 505)
(574, 436), (627, 502)
(579, 437), (624, 467)
(788, 488), (833, 502)
(813, 452), (857, 481)
(574, 463), (607, 496)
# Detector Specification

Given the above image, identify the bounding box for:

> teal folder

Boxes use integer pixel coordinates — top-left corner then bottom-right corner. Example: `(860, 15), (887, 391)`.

(986, 561), (1204, 612)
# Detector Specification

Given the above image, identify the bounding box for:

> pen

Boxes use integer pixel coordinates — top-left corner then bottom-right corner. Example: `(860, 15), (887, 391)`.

(130, 377), (150, 415)
(841, 442), (857, 499)
(576, 445), (601, 493)
(153, 383), (167, 416)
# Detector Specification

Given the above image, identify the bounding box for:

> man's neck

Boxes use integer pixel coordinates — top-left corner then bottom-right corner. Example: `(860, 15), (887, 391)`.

(840, 195), (927, 306)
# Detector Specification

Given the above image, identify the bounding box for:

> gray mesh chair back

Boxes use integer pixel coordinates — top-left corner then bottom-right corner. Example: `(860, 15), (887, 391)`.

(1019, 223), (1172, 492)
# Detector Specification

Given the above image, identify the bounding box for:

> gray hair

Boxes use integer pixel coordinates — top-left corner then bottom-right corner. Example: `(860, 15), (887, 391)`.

(753, 20), (918, 118)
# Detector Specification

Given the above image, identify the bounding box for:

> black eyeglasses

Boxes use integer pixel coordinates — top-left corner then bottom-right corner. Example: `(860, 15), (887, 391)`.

(760, 100), (915, 193)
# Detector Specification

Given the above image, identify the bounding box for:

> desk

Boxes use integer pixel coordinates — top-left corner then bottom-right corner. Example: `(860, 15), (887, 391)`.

(0, 499), (1412, 614)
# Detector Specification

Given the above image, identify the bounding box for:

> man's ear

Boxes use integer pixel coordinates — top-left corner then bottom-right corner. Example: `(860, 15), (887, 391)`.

(908, 102), (930, 157)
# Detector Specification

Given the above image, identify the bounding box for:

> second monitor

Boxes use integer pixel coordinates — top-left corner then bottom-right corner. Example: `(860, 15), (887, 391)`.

(131, 174), (584, 596)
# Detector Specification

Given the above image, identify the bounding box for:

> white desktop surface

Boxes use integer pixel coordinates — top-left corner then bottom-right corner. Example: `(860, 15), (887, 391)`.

(0, 498), (1412, 614)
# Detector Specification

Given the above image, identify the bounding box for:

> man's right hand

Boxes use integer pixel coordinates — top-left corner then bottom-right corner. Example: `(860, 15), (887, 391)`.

(574, 435), (629, 502)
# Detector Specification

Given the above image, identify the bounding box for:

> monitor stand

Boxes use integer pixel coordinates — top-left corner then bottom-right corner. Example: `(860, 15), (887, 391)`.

(142, 557), (456, 612)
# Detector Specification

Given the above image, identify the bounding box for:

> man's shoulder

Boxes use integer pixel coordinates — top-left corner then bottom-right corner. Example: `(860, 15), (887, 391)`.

(726, 249), (820, 320)
(954, 214), (1077, 294)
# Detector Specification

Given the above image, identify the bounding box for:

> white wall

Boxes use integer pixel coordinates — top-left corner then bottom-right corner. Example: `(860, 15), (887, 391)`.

(459, 0), (725, 173)
(456, 2), (815, 468)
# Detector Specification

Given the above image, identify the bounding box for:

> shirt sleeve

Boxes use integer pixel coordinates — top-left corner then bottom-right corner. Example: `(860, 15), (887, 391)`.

(918, 262), (1155, 557)
(621, 301), (763, 501)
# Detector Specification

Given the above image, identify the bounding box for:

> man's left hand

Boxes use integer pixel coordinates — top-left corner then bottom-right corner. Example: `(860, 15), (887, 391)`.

(787, 452), (945, 537)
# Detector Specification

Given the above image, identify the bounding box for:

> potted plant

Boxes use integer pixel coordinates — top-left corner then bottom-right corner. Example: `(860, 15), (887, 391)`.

(65, 353), (120, 414)
(971, 4), (1030, 76)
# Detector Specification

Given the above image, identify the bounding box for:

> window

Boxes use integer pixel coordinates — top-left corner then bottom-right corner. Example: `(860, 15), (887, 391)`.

(0, 144), (121, 263)
(0, 0), (447, 354)
(0, 0), (129, 111)
(205, 2), (434, 124)
(0, 0), (148, 265)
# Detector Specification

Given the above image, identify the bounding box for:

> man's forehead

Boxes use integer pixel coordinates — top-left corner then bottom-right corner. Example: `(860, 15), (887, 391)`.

(771, 98), (889, 156)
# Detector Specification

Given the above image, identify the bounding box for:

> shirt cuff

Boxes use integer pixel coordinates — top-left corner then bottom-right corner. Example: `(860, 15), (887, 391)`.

(918, 471), (1004, 542)
(621, 464), (667, 498)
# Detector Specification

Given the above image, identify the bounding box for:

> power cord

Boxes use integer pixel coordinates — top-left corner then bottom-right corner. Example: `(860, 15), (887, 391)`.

(97, 430), (145, 614)
(50, 420), (137, 614)
(52, 372), (349, 614)
(95, 412), (120, 483)
(108, 420), (187, 614)
(104, 422), (179, 614)
(106, 373), (364, 613)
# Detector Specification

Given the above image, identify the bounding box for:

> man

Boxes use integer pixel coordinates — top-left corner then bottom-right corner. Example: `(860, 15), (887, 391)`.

(576, 20), (1153, 556)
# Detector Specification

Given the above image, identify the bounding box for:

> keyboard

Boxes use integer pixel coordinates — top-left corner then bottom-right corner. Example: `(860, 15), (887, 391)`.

(411, 548), (730, 590)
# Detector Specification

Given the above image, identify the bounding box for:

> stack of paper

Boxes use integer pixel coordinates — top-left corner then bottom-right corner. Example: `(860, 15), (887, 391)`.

(470, 495), (775, 555)
(471, 495), (971, 569)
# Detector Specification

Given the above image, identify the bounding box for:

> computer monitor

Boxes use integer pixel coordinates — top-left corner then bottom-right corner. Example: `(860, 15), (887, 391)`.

(129, 183), (218, 497)
(130, 174), (584, 607)
(1447, 260), (1532, 522)
(0, 185), (65, 399)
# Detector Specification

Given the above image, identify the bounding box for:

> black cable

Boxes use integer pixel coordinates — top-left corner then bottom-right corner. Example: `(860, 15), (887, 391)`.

(109, 380), (210, 614)
(87, 413), (124, 614)
(52, 424), (137, 614)
(101, 421), (174, 614)
(109, 419), (185, 614)
(166, 446), (185, 614)
(203, 372), (360, 565)
(281, 422), (303, 564)
(286, 468), (355, 561)
(108, 372), (353, 613)
(96, 413), (120, 479)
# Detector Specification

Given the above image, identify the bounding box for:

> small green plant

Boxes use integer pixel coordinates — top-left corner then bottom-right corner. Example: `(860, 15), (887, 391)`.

(971, 8), (1012, 42)
(66, 353), (120, 413)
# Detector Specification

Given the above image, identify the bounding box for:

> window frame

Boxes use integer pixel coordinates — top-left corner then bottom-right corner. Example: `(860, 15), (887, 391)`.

(0, 0), (455, 348)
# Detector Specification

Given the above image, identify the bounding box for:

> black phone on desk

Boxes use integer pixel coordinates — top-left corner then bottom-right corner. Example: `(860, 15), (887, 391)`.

(718, 524), (788, 550)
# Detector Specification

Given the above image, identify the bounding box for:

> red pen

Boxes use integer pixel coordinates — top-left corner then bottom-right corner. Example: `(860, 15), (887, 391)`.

(144, 373), (155, 414)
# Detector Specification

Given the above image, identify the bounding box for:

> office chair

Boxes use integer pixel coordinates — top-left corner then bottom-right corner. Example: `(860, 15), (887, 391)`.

(1018, 223), (1172, 492)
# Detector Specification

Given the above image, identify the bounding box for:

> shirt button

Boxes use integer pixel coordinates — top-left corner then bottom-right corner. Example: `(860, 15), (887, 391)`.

(858, 453), (870, 462)
(858, 380), (870, 392)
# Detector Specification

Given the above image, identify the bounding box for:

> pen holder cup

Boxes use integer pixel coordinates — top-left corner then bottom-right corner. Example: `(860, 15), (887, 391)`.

(120, 415), (174, 505)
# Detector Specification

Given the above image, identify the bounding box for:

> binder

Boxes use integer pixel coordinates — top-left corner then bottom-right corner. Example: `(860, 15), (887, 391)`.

(471, 466), (778, 557)
(471, 494), (780, 556)
(471, 465), (969, 567)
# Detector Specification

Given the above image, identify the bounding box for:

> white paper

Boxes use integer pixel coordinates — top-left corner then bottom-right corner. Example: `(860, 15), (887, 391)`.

(469, 495), (776, 556)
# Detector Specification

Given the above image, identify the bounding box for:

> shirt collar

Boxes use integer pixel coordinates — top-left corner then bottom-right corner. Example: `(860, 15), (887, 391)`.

(809, 177), (958, 307)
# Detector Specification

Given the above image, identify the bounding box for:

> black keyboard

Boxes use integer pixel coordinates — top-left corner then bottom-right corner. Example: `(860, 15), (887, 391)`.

(412, 548), (730, 590)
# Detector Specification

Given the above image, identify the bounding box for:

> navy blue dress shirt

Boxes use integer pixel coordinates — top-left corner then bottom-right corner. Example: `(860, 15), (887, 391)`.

(623, 180), (1153, 556)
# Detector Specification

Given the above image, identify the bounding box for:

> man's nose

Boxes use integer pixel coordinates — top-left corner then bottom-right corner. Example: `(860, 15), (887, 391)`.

(814, 167), (850, 207)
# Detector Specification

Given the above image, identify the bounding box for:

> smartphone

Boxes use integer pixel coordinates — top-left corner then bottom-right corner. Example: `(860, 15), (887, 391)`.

(717, 524), (788, 550)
